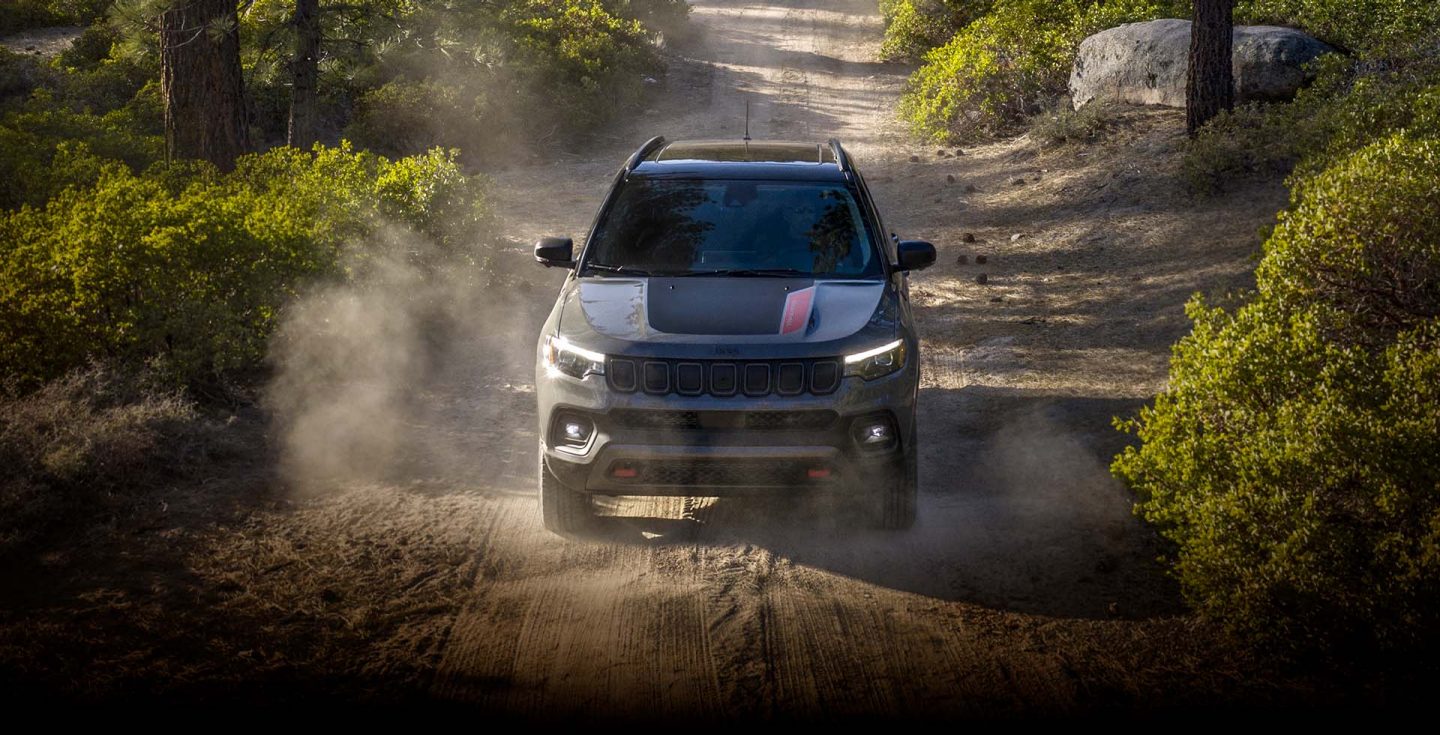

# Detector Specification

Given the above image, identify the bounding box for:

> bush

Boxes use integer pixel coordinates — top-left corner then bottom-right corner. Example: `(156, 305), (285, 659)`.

(1113, 134), (1440, 652)
(0, 1), (110, 35)
(899, 0), (1187, 142)
(879, 1), (991, 62)
(0, 144), (488, 391)
(1184, 44), (1440, 193)
(344, 80), (471, 159)
(1029, 97), (1117, 145)
(0, 364), (199, 553)
(288, 0), (668, 157)
(503, 0), (659, 133)
(1235, 0), (1440, 54)
(607, 0), (691, 43)
(0, 91), (163, 209)
(0, 47), (44, 103)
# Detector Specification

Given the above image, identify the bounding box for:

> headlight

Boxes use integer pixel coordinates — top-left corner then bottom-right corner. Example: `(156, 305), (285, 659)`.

(543, 335), (606, 380)
(843, 338), (906, 380)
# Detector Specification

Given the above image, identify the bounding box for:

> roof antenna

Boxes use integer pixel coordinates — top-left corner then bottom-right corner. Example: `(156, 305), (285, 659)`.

(743, 99), (752, 142)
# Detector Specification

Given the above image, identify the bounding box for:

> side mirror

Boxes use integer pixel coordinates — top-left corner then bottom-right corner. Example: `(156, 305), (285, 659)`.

(534, 236), (574, 268)
(896, 240), (936, 272)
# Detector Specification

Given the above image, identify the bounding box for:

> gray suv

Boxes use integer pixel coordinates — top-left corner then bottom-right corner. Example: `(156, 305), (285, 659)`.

(533, 138), (935, 533)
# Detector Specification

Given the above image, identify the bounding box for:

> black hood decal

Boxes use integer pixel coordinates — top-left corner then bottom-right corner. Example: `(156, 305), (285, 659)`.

(646, 277), (815, 335)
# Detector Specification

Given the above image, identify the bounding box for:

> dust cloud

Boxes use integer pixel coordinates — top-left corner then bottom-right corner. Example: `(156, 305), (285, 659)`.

(264, 223), (543, 495)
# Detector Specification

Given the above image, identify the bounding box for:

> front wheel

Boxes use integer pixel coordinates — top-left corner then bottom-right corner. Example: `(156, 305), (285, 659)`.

(874, 448), (917, 530)
(539, 449), (592, 533)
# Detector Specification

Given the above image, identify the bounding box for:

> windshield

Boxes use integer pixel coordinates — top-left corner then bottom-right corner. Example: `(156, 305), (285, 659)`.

(582, 179), (882, 278)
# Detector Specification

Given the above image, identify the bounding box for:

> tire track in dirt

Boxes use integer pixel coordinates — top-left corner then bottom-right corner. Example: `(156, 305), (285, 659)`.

(427, 0), (1289, 718)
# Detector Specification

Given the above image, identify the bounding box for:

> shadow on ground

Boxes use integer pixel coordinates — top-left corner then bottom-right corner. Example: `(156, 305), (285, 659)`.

(578, 385), (1180, 621)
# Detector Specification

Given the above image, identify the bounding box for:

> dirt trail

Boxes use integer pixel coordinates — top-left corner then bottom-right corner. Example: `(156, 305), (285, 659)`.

(422, 0), (1288, 718)
(0, 0), (1299, 713)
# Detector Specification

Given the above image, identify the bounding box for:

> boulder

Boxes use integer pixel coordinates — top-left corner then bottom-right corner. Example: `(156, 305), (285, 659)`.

(1069, 19), (1335, 110)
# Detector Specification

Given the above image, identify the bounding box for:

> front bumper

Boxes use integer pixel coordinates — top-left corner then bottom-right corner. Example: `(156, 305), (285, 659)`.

(536, 363), (917, 496)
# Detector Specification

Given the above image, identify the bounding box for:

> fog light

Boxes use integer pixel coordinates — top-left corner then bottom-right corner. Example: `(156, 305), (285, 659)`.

(851, 414), (899, 452)
(612, 465), (638, 479)
(807, 467), (832, 479)
(861, 423), (891, 444)
(551, 412), (594, 450)
(563, 421), (589, 442)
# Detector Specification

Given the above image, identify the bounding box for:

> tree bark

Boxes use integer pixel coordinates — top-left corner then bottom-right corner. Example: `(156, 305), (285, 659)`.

(287, 0), (321, 149)
(160, 0), (249, 170)
(1186, 0), (1235, 135)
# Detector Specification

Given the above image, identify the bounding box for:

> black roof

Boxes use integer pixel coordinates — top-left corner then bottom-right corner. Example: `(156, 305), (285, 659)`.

(628, 139), (850, 182)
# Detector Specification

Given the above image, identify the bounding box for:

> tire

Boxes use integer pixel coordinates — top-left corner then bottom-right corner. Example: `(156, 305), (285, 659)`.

(539, 449), (592, 533)
(875, 447), (917, 530)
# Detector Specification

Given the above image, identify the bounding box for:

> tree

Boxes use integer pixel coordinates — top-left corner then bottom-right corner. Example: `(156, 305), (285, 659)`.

(159, 0), (249, 170)
(1186, 0), (1235, 135)
(288, 0), (321, 148)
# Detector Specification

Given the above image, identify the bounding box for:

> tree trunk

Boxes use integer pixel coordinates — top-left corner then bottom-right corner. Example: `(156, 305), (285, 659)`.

(1186, 0), (1235, 135)
(287, 0), (321, 149)
(160, 0), (248, 170)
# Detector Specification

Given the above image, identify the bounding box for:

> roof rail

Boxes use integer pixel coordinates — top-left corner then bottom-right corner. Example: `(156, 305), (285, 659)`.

(827, 138), (852, 174)
(624, 136), (667, 173)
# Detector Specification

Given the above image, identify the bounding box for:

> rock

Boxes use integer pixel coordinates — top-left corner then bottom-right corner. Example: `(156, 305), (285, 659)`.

(961, 232), (975, 243)
(1010, 233), (1025, 242)
(954, 148), (966, 156)
(990, 296), (1004, 303)
(946, 174), (956, 184)
(956, 255), (968, 265)
(1069, 19), (1335, 110)
(975, 255), (988, 264)
(976, 273), (988, 285)
(936, 149), (949, 157)
(1012, 178), (1026, 186)
(964, 184), (978, 193)
(908, 154), (920, 163)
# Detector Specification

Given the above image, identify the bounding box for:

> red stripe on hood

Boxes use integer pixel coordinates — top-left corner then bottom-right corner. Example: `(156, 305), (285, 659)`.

(779, 286), (815, 335)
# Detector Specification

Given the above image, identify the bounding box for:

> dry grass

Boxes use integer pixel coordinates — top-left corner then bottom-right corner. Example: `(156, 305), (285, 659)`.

(0, 365), (211, 553)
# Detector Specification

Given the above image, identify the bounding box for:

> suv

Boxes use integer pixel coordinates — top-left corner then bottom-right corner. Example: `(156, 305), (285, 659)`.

(533, 138), (935, 533)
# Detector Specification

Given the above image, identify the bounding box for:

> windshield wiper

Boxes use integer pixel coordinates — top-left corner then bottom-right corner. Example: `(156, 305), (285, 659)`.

(584, 262), (656, 276)
(675, 268), (812, 278)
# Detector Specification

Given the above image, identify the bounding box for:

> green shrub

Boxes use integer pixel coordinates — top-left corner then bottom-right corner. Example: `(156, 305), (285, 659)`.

(606, 0), (691, 42)
(0, 1), (111, 35)
(0, 144), (488, 390)
(0, 47), (44, 103)
(344, 80), (471, 159)
(503, 0), (658, 132)
(1029, 98), (1117, 145)
(0, 91), (163, 209)
(879, 0), (991, 62)
(1235, 0), (1440, 54)
(1114, 134), (1440, 652)
(1183, 39), (1440, 193)
(899, 0), (1187, 142)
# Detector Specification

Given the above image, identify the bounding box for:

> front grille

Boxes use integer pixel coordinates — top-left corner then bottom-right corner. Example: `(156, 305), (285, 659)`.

(608, 357), (841, 397)
(609, 459), (837, 487)
(610, 409), (838, 432)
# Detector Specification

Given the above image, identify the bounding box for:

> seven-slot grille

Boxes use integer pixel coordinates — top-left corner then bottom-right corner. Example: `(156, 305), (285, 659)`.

(607, 357), (841, 397)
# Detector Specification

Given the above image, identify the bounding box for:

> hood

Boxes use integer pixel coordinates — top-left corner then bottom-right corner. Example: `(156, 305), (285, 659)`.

(555, 276), (889, 351)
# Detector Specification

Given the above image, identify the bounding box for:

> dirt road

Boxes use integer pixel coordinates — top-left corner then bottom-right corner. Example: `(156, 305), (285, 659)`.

(0, 0), (1303, 714)
(417, 0), (1290, 717)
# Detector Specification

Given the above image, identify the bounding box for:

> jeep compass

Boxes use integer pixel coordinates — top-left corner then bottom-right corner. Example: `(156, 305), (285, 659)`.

(533, 137), (935, 533)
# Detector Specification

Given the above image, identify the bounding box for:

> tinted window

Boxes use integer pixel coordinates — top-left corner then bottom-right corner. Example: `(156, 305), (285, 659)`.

(584, 179), (881, 277)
